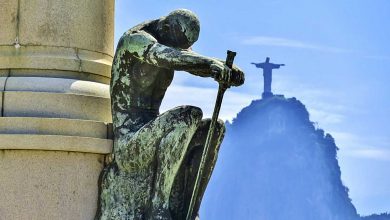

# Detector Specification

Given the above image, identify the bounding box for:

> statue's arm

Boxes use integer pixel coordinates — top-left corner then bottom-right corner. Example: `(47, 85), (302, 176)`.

(148, 46), (244, 86)
(146, 45), (220, 77)
(272, 63), (285, 69)
(117, 32), (216, 75)
(117, 31), (244, 86)
(251, 62), (264, 68)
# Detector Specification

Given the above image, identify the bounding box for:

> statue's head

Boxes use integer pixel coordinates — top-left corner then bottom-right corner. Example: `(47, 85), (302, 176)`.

(266, 57), (270, 63)
(157, 9), (200, 49)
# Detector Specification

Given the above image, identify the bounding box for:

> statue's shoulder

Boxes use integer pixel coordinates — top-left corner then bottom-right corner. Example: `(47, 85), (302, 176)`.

(120, 31), (156, 45)
(120, 19), (159, 44)
(114, 19), (164, 63)
(116, 29), (157, 57)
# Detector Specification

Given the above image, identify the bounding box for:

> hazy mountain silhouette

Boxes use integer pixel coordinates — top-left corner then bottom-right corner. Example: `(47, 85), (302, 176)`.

(200, 96), (390, 220)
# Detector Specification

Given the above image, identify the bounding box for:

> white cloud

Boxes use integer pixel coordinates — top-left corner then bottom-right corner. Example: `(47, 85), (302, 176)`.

(273, 79), (390, 161)
(364, 55), (390, 61)
(309, 108), (345, 124)
(242, 36), (350, 53)
(274, 79), (348, 127)
(332, 131), (390, 161)
(349, 149), (390, 161)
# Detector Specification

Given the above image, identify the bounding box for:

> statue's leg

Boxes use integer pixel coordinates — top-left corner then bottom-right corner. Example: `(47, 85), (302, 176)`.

(148, 106), (203, 220)
(169, 119), (225, 220)
(100, 106), (202, 220)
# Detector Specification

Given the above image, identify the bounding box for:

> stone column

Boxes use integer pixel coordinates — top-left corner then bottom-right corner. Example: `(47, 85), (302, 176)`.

(0, 0), (114, 219)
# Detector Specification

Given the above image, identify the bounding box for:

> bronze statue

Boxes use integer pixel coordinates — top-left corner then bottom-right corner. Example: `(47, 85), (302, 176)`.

(251, 57), (284, 99)
(96, 9), (244, 220)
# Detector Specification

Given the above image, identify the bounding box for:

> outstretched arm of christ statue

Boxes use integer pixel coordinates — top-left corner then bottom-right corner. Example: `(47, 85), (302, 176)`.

(251, 62), (264, 69)
(116, 31), (244, 86)
(251, 62), (285, 69)
(271, 63), (285, 69)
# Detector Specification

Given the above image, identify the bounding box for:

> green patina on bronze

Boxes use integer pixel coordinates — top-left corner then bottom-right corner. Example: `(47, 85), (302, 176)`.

(96, 9), (244, 220)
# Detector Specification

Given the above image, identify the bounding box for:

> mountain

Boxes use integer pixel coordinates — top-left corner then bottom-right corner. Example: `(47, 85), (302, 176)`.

(200, 96), (389, 220)
(362, 213), (390, 220)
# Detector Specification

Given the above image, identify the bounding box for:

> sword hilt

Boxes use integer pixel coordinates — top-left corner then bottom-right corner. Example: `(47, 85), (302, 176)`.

(224, 50), (237, 88)
(225, 50), (236, 68)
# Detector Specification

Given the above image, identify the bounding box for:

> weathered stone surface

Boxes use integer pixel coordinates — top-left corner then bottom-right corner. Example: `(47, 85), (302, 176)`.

(0, 0), (114, 79)
(78, 46), (114, 77)
(0, 149), (106, 220)
(3, 91), (111, 122)
(0, 0), (18, 45)
(0, 70), (9, 77)
(0, 45), (113, 78)
(0, 134), (112, 154)
(18, 0), (114, 55)
(10, 69), (110, 84)
(2, 76), (110, 121)
(0, 117), (110, 139)
(0, 45), (79, 72)
(0, 76), (6, 117)
(5, 77), (109, 98)
(0, 76), (5, 88)
(0, 0), (114, 219)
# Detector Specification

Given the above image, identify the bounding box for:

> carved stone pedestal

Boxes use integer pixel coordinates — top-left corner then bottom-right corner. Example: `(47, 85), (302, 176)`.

(0, 1), (115, 219)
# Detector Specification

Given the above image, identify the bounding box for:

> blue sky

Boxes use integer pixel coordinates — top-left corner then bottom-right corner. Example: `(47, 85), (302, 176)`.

(115, 0), (390, 215)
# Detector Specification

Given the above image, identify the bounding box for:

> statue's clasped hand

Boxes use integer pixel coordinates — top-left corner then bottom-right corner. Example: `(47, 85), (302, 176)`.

(211, 62), (245, 87)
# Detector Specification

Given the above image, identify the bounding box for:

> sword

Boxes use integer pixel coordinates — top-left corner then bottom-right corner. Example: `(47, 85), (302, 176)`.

(186, 50), (237, 220)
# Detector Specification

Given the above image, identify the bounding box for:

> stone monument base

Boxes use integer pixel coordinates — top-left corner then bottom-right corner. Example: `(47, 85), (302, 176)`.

(0, 117), (112, 220)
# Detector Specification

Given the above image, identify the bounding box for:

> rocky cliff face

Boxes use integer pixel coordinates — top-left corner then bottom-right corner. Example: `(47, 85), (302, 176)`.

(200, 96), (389, 220)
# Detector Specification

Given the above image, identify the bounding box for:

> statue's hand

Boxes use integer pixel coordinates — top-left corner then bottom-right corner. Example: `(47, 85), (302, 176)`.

(231, 64), (245, 86)
(211, 62), (244, 87)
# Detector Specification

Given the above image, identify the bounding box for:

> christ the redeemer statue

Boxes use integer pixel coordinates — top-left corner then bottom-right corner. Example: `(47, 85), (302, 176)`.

(251, 57), (285, 99)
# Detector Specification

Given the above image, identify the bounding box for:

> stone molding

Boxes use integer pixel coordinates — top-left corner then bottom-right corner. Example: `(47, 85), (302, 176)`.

(0, 117), (111, 139)
(0, 77), (111, 121)
(3, 91), (111, 121)
(0, 45), (113, 79)
(0, 134), (112, 154)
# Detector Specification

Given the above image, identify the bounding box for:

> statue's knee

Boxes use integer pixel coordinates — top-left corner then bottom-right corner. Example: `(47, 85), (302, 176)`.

(174, 105), (203, 126)
(113, 137), (156, 172)
(216, 119), (226, 134)
(199, 118), (226, 135)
